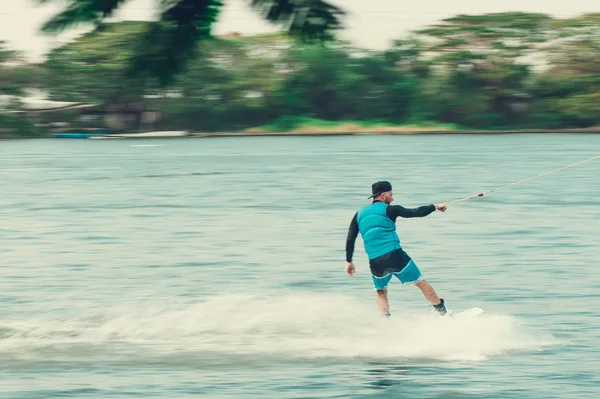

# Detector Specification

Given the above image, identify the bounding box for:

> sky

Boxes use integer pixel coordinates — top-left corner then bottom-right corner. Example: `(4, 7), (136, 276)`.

(1, 0), (600, 62)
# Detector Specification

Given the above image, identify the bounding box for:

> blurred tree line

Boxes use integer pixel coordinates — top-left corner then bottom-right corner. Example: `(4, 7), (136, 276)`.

(3, 8), (600, 135)
(0, 41), (48, 137)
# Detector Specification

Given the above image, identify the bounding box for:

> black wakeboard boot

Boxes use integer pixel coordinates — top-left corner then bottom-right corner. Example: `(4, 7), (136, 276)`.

(433, 298), (448, 316)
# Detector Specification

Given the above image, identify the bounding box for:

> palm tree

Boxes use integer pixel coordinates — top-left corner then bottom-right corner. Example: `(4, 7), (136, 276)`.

(37, 0), (346, 85)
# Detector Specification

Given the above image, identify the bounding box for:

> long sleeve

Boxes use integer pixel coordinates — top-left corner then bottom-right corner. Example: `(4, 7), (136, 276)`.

(386, 204), (436, 221)
(345, 212), (359, 262)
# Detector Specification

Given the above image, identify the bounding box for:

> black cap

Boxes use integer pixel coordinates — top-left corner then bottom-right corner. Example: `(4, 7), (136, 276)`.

(368, 181), (392, 198)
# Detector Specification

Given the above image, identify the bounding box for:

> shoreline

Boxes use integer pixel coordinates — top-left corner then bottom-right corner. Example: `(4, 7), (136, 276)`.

(3, 127), (600, 140)
(189, 127), (600, 137)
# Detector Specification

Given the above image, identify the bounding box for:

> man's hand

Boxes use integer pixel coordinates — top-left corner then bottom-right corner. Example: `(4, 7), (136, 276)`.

(345, 261), (355, 276)
(435, 203), (448, 212)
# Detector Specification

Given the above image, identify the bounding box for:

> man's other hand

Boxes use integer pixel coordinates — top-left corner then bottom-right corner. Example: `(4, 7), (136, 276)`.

(345, 261), (355, 276)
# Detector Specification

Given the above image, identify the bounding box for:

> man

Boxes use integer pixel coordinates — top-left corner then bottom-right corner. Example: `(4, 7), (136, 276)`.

(345, 180), (449, 317)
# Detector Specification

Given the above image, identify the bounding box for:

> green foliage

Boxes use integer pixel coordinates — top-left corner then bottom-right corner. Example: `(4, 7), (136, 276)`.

(144, 37), (287, 131)
(251, 0), (346, 41)
(4, 11), (600, 138)
(37, 0), (222, 86)
(38, 0), (344, 86)
(0, 41), (20, 63)
(1, 41), (24, 95)
(44, 22), (153, 104)
(416, 12), (553, 64)
(275, 43), (422, 123)
(245, 116), (460, 133)
(0, 113), (45, 138)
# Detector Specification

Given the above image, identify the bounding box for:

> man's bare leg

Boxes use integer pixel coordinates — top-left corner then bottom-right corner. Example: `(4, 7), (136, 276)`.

(415, 280), (440, 304)
(415, 280), (447, 315)
(376, 289), (390, 316)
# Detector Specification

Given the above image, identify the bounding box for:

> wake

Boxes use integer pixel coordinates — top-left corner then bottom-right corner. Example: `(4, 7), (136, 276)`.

(0, 293), (560, 363)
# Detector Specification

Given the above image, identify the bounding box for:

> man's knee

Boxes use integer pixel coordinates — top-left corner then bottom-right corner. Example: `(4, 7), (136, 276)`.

(415, 279), (430, 288)
(376, 289), (387, 295)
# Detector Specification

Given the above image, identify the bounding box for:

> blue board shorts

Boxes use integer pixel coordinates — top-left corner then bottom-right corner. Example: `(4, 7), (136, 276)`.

(369, 249), (424, 290)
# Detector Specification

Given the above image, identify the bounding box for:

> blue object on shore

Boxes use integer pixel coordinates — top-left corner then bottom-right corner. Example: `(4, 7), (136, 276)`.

(53, 133), (106, 138)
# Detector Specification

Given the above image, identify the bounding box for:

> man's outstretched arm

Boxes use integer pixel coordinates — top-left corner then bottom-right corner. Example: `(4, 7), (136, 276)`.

(387, 203), (447, 221)
(345, 212), (359, 262)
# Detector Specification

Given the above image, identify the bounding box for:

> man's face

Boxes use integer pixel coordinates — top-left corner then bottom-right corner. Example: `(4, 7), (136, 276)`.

(381, 191), (394, 204)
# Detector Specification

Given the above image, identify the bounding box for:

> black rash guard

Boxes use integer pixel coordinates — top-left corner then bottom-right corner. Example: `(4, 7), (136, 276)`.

(345, 201), (436, 262)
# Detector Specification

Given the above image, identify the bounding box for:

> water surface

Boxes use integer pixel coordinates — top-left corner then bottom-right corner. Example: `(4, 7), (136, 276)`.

(1, 133), (599, 398)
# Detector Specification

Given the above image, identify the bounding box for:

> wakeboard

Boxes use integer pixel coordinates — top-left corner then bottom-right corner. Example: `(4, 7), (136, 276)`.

(447, 307), (484, 319)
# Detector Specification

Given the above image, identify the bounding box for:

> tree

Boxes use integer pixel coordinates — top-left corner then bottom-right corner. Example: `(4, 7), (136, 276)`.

(38, 0), (346, 86)
(528, 14), (600, 127)
(150, 35), (290, 130)
(0, 41), (20, 63)
(0, 42), (46, 138)
(415, 13), (553, 127)
(29, 10), (600, 133)
(277, 43), (358, 120)
(0, 41), (47, 97)
(44, 22), (153, 104)
(43, 21), (159, 130)
(0, 41), (25, 95)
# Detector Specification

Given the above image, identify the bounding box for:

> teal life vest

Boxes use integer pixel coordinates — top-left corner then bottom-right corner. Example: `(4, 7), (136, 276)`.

(356, 201), (401, 259)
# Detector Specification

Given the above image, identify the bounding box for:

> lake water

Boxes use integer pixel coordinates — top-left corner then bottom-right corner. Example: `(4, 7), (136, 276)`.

(1, 134), (599, 398)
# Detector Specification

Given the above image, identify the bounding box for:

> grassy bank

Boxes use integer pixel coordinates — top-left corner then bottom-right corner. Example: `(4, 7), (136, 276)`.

(6, 116), (600, 139)
(240, 117), (461, 134)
